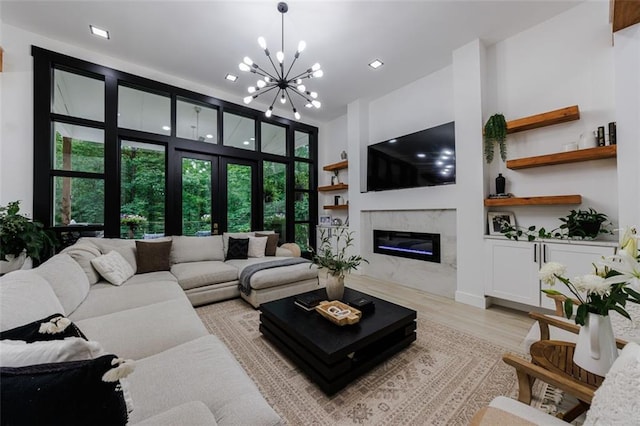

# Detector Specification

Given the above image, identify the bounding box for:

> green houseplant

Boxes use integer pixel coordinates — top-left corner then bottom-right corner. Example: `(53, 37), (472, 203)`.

(311, 228), (368, 300)
(500, 208), (610, 241)
(0, 201), (56, 269)
(483, 113), (508, 163)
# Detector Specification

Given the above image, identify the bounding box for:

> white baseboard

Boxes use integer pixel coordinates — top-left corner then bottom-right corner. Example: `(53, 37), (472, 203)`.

(454, 291), (489, 309)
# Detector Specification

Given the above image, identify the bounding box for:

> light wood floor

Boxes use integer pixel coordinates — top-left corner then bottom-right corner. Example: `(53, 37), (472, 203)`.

(346, 274), (535, 353)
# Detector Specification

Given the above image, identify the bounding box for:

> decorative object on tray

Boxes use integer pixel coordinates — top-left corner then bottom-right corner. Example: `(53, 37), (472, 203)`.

(538, 226), (640, 375)
(499, 207), (612, 241)
(0, 200), (57, 273)
(310, 228), (368, 300)
(483, 113), (508, 163)
(315, 300), (361, 325)
(495, 173), (506, 195)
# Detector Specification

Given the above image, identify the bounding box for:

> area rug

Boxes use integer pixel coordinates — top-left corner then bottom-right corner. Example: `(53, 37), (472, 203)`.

(197, 299), (541, 425)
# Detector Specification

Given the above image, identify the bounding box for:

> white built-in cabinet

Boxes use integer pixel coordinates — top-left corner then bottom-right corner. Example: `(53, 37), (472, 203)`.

(484, 238), (617, 309)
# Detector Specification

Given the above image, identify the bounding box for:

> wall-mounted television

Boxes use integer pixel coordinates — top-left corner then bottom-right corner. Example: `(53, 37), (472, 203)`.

(367, 121), (455, 192)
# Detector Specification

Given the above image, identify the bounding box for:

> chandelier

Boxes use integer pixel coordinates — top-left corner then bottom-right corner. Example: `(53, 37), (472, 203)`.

(238, 2), (322, 120)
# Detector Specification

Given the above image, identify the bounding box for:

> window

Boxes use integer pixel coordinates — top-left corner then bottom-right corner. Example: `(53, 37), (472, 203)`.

(176, 99), (217, 142)
(120, 141), (166, 238)
(53, 69), (104, 122)
(53, 177), (104, 226)
(261, 122), (286, 156)
(263, 161), (287, 241)
(53, 123), (104, 173)
(223, 112), (255, 150)
(294, 131), (310, 159)
(118, 85), (171, 135)
(182, 158), (212, 237)
(227, 164), (252, 232)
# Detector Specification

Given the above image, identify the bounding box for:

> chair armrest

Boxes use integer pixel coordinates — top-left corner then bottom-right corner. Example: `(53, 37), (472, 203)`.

(502, 353), (596, 404)
(529, 312), (627, 349)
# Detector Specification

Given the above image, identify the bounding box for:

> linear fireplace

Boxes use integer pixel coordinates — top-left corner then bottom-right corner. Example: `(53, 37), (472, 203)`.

(373, 230), (441, 263)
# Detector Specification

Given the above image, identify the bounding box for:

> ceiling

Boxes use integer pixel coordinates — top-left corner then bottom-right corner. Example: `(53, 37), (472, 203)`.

(1, 0), (583, 124)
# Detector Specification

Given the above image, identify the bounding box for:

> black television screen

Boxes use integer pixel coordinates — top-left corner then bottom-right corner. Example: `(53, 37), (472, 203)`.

(367, 121), (455, 192)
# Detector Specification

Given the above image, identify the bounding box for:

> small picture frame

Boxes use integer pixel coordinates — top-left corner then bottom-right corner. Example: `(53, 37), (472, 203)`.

(319, 215), (332, 227)
(487, 211), (515, 235)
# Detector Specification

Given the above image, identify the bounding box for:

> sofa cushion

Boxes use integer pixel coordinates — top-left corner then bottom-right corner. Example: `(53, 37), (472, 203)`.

(0, 338), (105, 367)
(170, 262), (239, 291)
(0, 354), (129, 426)
(248, 236), (268, 258)
(170, 235), (224, 264)
(34, 254), (90, 315)
(584, 342), (640, 426)
(75, 298), (208, 360)
(127, 335), (281, 426)
(132, 401), (217, 426)
(136, 240), (172, 273)
(255, 233), (279, 256)
(0, 314), (86, 342)
(225, 257), (317, 290)
(0, 271), (65, 332)
(80, 237), (138, 269)
(69, 280), (185, 322)
(226, 237), (249, 260)
(91, 251), (135, 286)
(60, 242), (102, 284)
(486, 396), (567, 426)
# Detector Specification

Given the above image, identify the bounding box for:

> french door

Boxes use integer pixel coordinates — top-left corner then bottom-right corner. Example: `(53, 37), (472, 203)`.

(176, 151), (257, 235)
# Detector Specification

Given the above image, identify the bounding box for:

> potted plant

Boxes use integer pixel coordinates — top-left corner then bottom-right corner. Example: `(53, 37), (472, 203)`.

(0, 200), (57, 273)
(560, 208), (608, 239)
(310, 228), (368, 300)
(120, 214), (147, 238)
(483, 113), (508, 163)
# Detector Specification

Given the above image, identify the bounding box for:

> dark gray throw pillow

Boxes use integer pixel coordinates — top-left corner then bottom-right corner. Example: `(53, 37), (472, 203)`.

(226, 237), (249, 260)
(135, 240), (172, 274)
(255, 233), (280, 256)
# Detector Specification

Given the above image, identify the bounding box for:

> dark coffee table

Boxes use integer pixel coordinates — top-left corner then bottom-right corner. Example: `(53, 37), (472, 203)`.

(259, 287), (417, 395)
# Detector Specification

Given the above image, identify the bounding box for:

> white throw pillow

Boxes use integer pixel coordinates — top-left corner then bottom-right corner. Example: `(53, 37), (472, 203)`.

(0, 338), (105, 367)
(248, 236), (268, 258)
(90, 251), (135, 286)
(0, 271), (65, 332)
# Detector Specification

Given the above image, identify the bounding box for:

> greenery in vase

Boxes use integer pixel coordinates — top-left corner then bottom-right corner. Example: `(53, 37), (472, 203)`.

(310, 228), (368, 277)
(483, 113), (508, 163)
(0, 200), (57, 262)
(539, 226), (640, 325)
(500, 208), (611, 241)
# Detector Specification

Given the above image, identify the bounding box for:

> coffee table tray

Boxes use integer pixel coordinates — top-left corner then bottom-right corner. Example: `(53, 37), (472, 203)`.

(316, 300), (361, 326)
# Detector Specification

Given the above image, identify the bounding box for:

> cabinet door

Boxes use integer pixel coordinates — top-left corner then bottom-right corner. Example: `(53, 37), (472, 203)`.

(540, 243), (617, 310)
(485, 239), (541, 307)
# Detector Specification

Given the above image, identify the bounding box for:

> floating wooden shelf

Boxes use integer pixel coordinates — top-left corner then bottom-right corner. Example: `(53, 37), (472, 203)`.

(507, 145), (617, 170)
(506, 105), (580, 134)
(612, 0), (640, 32)
(323, 204), (349, 210)
(318, 183), (349, 192)
(323, 160), (348, 172)
(484, 195), (582, 207)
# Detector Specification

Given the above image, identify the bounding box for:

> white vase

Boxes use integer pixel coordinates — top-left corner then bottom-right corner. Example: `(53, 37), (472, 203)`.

(0, 252), (28, 275)
(325, 273), (345, 300)
(573, 312), (618, 377)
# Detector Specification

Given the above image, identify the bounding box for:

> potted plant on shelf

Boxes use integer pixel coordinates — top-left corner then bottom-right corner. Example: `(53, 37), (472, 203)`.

(0, 200), (57, 274)
(500, 207), (611, 241)
(483, 113), (508, 163)
(310, 227), (368, 300)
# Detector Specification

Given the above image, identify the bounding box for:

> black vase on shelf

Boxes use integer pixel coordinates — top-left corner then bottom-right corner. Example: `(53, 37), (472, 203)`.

(495, 173), (506, 195)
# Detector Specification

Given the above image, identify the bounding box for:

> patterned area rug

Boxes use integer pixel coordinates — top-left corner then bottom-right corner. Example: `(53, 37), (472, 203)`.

(197, 299), (540, 425)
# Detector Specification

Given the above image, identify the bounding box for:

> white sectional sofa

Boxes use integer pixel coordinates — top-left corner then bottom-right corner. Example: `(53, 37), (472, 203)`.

(0, 233), (320, 425)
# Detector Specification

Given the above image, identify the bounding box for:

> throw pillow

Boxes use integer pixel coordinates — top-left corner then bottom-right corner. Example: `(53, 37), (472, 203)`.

(256, 233), (279, 256)
(60, 242), (102, 284)
(135, 240), (172, 274)
(0, 337), (105, 368)
(34, 254), (90, 316)
(90, 251), (135, 286)
(0, 314), (86, 342)
(248, 236), (268, 258)
(226, 237), (249, 260)
(1, 354), (131, 425)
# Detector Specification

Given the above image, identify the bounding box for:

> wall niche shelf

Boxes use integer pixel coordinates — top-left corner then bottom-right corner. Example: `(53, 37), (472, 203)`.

(318, 183), (349, 192)
(506, 105), (580, 134)
(322, 160), (348, 172)
(323, 204), (349, 210)
(507, 145), (617, 170)
(484, 195), (582, 207)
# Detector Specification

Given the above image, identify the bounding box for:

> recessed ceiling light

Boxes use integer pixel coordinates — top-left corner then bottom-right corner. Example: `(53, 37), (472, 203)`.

(225, 74), (238, 82)
(162, 125), (171, 131)
(89, 25), (110, 39)
(388, 139), (397, 143)
(369, 59), (384, 69)
(243, 141), (250, 145)
(417, 153), (426, 158)
(206, 134), (213, 139)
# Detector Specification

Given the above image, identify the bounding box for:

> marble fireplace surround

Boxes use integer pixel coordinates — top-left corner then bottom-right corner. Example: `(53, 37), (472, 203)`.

(361, 209), (457, 299)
